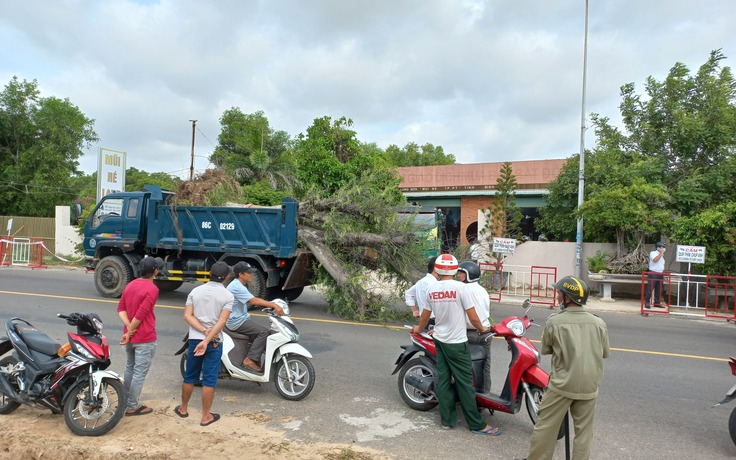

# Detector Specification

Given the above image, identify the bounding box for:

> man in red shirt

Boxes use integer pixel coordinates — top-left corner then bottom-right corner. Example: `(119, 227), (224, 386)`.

(117, 256), (163, 416)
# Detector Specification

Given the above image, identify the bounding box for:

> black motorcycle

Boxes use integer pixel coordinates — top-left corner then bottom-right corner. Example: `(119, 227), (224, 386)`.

(0, 312), (125, 436)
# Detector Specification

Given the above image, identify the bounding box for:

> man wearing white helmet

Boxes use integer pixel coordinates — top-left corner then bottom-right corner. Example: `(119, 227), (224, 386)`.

(413, 253), (501, 436)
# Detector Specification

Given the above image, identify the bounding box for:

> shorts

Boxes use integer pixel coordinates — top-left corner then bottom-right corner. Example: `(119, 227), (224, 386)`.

(183, 339), (222, 388)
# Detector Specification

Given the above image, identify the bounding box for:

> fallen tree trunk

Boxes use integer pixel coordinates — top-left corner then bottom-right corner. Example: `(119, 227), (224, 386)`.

(299, 226), (370, 310)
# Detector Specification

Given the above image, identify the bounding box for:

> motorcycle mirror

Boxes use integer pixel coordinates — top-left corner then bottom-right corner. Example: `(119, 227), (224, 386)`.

(522, 299), (531, 309)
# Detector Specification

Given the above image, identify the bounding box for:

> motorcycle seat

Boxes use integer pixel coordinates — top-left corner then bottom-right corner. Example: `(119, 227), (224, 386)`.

(223, 328), (252, 342)
(14, 324), (61, 357)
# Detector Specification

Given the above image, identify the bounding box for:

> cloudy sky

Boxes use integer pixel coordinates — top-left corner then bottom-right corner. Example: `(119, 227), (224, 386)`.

(2, 1), (734, 178)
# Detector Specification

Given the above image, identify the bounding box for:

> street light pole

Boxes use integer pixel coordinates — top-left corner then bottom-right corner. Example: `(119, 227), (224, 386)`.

(189, 120), (197, 181)
(575, 0), (589, 278)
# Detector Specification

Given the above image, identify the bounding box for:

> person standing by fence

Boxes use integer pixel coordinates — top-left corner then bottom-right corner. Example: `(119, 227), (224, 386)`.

(644, 242), (666, 308)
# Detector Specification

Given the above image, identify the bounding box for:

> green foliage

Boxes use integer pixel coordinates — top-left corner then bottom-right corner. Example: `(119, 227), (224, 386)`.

(539, 50), (736, 264)
(673, 202), (736, 276)
(125, 167), (180, 192)
(587, 251), (610, 273)
(210, 108), (297, 190)
(0, 77), (98, 216)
(385, 142), (456, 167)
(305, 170), (425, 320)
(478, 162), (523, 261)
(241, 180), (287, 206)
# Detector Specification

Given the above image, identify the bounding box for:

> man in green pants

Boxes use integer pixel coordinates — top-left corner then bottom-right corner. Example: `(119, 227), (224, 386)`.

(523, 275), (609, 460)
(412, 253), (500, 436)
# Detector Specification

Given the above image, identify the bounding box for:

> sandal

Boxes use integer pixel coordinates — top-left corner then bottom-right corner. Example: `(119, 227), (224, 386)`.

(200, 413), (220, 426)
(173, 405), (189, 418)
(126, 405), (153, 416)
(472, 425), (502, 436)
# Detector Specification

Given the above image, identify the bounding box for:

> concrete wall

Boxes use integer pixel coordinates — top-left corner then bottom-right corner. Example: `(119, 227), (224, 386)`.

(480, 240), (617, 289)
(55, 206), (83, 257)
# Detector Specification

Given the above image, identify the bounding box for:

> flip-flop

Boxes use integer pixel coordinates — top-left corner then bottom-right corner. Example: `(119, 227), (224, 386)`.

(472, 425), (502, 436)
(200, 413), (220, 426)
(173, 405), (189, 418)
(126, 405), (153, 416)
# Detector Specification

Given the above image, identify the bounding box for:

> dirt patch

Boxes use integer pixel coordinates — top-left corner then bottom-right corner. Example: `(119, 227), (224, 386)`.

(0, 400), (391, 460)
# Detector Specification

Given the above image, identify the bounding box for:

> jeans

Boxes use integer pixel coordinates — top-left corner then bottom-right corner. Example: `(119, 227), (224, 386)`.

(644, 272), (664, 306)
(123, 341), (157, 410)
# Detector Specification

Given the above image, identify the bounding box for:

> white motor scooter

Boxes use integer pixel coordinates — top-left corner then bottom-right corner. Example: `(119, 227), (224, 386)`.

(175, 299), (315, 401)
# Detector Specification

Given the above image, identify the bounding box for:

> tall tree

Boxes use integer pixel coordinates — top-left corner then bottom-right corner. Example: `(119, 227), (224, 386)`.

(293, 116), (389, 195)
(0, 77), (98, 216)
(210, 108), (296, 190)
(539, 50), (736, 273)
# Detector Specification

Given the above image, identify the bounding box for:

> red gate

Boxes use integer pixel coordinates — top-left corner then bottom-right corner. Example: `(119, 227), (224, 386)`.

(479, 262), (504, 302)
(705, 275), (736, 322)
(530, 266), (557, 308)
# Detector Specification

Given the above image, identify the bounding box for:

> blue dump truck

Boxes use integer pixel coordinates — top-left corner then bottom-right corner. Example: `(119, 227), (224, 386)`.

(83, 185), (314, 300)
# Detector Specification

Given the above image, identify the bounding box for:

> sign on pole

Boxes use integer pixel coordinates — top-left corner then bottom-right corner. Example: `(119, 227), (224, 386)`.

(97, 148), (126, 202)
(675, 245), (706, 264)
(492, 237), (517, 254)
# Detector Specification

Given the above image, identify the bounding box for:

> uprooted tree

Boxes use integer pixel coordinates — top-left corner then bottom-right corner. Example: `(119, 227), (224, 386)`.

(175, 168), (427, 320)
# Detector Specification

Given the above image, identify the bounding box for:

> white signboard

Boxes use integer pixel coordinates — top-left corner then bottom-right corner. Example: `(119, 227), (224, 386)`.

(675, 245), (706, 264)
(97, 148), (126, 202)
(492, 237), (517, 254)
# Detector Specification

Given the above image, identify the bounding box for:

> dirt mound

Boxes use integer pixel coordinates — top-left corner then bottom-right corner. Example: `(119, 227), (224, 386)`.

(0, 401), (389, 460)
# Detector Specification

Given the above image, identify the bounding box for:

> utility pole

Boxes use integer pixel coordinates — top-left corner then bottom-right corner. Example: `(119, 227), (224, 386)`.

(189, 120), (197, 181)
(575, 0), (589, 278)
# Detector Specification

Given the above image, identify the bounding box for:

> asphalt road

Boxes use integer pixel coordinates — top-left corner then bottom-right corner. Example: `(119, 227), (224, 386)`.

(1, 266), (735, 459)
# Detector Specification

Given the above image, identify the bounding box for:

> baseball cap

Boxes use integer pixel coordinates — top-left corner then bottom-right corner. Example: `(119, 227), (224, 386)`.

(209, 261), (231, 282)
(139, 257), (164, 277)
(233, 261), (258, 276)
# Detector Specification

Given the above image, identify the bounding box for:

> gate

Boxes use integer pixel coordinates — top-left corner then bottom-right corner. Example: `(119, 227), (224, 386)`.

(530, 266), (557, 307)
(705, 275), (736, 321)
(0, 236), (46, 269)
(479, 262), (505, 302)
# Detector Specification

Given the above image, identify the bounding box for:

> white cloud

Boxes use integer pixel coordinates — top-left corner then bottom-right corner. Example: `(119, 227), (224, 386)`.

(1, 0), (734, 177)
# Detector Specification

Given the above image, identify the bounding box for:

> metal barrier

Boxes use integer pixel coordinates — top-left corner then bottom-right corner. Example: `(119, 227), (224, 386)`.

(640, 271), (672, 316)
(479, 262), (504, 302)
(530, 266), (557, 307)
(0, 237), (12, 266)
(478, 264), (558, 307)
(0, 237), (46, 269)
(705, 275), (736, 321)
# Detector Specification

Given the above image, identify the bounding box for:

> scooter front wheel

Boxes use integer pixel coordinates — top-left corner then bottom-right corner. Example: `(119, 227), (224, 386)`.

(729, 406), (736, 446)
(525, 384), (544, 424)
(525, 384), (566, 440)
(398, 358), (438, 411)
(63, 378), (125, 436)
(274, 355), (315, 401)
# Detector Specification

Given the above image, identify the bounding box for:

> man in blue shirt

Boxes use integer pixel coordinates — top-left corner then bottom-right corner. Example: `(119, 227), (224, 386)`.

(226, 261), (284, 372)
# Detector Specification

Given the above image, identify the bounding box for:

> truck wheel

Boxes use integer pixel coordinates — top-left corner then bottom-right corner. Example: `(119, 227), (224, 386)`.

(153, 280), (183, 292)
(247, 269), (267, 301)
(94, 256), (132, 298)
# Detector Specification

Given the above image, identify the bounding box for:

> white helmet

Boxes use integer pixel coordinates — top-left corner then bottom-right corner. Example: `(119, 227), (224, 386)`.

(434, 254), (459, 276)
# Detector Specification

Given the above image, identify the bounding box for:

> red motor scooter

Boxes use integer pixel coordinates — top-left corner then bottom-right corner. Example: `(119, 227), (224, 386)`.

(392, 299), (550, 425)
(712, 356), (736, 446)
